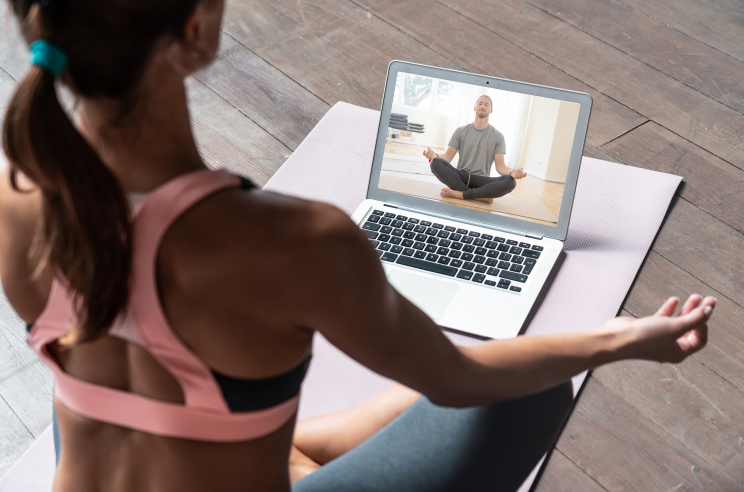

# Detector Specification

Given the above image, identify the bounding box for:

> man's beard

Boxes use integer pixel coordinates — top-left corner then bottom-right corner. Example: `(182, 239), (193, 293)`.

(477, 110), (488, 118)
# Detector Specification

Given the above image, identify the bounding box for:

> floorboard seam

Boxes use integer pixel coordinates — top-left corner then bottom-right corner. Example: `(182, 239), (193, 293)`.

(554, 448), (611, 492)
(612, 0), (744, 65)
(596, 120), (651, 148)
(0, 393), (34, 439)
(706, 0), (744, 18)
(522, 0), (744, 118)
(0, 64), (17, 82)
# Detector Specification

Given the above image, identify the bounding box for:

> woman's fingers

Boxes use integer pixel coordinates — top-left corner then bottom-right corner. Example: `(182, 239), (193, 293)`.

(679, 294), (702, 316)
(654, 296), (679, 317)
(672, 297), (715, 337)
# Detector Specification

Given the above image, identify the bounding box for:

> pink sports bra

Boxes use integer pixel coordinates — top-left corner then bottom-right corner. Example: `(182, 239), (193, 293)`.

(27, 169), (302, 442)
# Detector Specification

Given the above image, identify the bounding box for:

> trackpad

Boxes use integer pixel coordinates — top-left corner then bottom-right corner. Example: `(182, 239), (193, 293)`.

(388, 269), (459, 320)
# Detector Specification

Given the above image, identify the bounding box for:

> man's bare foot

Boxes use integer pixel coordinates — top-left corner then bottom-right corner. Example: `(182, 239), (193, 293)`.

(440, 188), (493, 204)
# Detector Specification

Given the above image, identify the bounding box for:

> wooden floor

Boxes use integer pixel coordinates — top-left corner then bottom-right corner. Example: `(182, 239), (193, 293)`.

(1, 0), (744, 489)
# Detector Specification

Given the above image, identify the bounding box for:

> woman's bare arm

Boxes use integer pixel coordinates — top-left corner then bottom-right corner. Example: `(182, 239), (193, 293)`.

(298, 207), (715, 407)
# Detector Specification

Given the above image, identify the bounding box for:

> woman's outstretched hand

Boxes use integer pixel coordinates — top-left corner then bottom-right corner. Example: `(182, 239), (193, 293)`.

(606, 294), (715, 364)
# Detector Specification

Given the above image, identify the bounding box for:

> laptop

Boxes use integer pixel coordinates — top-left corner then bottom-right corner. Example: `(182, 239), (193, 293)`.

(350, 61), (592, 339)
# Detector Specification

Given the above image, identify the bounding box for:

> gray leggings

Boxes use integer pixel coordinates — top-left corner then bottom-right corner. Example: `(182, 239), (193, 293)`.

(431, 158), (516, 200)
(53, 383), (573, 491)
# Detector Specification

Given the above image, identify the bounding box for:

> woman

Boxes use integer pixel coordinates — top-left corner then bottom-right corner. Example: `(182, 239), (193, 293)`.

(0, 0), (715, 491)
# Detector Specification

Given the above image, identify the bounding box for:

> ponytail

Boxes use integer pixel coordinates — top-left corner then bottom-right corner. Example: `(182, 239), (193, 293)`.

(3, 64), (132, 344)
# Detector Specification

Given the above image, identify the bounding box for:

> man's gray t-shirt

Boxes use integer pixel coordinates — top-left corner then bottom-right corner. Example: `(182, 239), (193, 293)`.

(448, 124), (506, 176)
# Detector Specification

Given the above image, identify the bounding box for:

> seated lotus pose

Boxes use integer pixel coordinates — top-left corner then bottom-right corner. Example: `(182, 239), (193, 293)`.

(0, 1), (716, 491)
(424, 95), (527, 205)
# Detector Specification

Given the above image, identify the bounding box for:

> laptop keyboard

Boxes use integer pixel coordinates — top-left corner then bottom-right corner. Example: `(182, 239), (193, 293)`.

(362, 209), (543, 293)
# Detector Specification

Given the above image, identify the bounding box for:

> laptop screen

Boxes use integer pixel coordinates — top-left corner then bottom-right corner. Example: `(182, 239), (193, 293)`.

(376, 71), (582, 228)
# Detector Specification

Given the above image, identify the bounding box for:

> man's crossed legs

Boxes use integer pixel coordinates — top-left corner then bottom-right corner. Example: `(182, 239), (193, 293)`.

(430, 158), (516, 205)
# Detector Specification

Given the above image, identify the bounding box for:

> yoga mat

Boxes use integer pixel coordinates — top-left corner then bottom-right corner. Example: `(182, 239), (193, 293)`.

(378, 174), (559, 224)
(0, 102), (681, 491)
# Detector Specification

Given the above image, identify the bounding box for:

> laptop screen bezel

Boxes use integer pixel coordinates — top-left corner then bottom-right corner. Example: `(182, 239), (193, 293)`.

(366, 61), (593, 242)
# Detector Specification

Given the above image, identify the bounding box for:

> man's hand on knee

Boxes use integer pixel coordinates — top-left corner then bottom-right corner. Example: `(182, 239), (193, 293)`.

(510, 168), (527, 179)
(423, 147), (438, 160)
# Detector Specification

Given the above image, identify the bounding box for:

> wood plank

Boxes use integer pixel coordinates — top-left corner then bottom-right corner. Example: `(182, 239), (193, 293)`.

(536, 449), (608, 492)
(624, 251), (744, 392)
(223, 0), (382, 109)
(531, 0), (744, 114)
(196, 34), (331, 151)
(265, 0), (648, 157)
(652, 196), (744, 308)
(556, 376), (737, 491)
(614, 0), (744, 63)
(187, 78), (293, 187)
(435, 0), (744, 169)
(593, 357), (744, 487)
(602, 121), (744, 234)
(708, 0), (744, 16)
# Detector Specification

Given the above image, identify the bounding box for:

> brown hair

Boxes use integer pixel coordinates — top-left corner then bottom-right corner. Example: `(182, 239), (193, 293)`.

(2, 0), (200, 343)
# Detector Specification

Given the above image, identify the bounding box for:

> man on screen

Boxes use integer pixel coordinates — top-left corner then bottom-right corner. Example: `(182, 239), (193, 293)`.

(423, 95), (526, 205)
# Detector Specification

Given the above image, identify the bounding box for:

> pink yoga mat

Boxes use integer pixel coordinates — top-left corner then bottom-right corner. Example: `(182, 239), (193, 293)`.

(0, 102), (681, 491)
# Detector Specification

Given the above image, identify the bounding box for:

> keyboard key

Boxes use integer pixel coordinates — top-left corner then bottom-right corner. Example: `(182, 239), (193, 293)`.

(451, 242), (463, 250)
(438, 257), (451, 265)
(392, 229), (404, 237)
(498, 261), (510, 269)
(437, 231), (450, 239)
(403, 248), (414, 256)
(474, 239), (485, 246)
(437, 247), (450, 256)
(463, 245), (475, 253)
(523, 263), (534, 275)
(403, 223), (415, 231)
(487, 267), (500, 276)
(407, 218), (419, 224)
(415, 233), (427, 241)
(426, 237), (439, 245)
(425, 245), (438, 253)
(510, 286), (522, 292)
(494, 237), (505, 243)
(404, 231), (415, 239)
(365, 230), (379, 239)
(396, 215), (408, 221)
(475, 247), (486, 255)
(414, 251), (426, 259)
(451, 259), (463, 268)
(472, 273), (486, 283)
(486, 250), (499, 258)
(497, 244), (510, 252)
(426, 253), (439, 262)
(522, 250), (541, 259)
(475, 265), (487, 273)
(397, 255), (457, 277)
(439, 240), (451, 247)
(432, 223), (444, 229)
(485, 280), (496, 286)
(519, 242), (531, 248)
(380, 217), (392, 225)
(371, 240), (379, 247)
(368, 215), (380, 223)
(426, 228), (438, 236)
(414, 225), (426, 233)
(473, 256), (485, 264)
(462, 253), (474, 261)
(391, 245), (403, 253)
(531, 245), (543, 251)
(381, 226), (392, 234)
(469, 232), (481, 237)
(512, 256), (524, 264)
(372, 210), (384, 215)
(510, 264), (523, 273)
(377, 250), (383, 257)
(413, 242), (425, 250)
(390, 237), (402, 245)
(379, 243), (391, 251)
(463, 262), (475, 271)
(524, 258), (537, 266)
(456, 228), (468, 234)
(444, 226), (456, 232)
(421, 221), (432, 226)
(392, 220), (403, 228)
(462, 236), (474, 244)
(450, 233), (462, 242)
(486, 259), (498, 266)
(379, 234), (391, 242)
(500, 271), (528, 283)
(402, 239), (413, 247)
(497, 280), (510, 289)
(510, 247), (522, 255)
(499, 253), (512, 261)
(506, 239), (518, 245)
(456, 270), (473, 280)
(384, 212), (397, 218)
(448, 250), (461, 258)
(486, 241), (498, 249)
(363, 222), (381, 231)
(481, 234), (493, 240)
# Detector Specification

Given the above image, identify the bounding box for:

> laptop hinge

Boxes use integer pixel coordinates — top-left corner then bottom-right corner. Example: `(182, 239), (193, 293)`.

(383, 204), (398, 209)
(526, 234), (543, 240)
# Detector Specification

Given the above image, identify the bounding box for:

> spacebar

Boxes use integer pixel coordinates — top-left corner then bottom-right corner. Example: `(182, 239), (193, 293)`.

(396, 256), (457, 277)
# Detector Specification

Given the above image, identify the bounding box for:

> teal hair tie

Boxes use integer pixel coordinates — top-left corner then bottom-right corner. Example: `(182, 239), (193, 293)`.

(29, 40), (68, 76)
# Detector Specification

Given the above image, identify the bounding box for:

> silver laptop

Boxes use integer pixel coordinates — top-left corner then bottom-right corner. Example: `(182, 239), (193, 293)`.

(351, 61), (592, 339)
